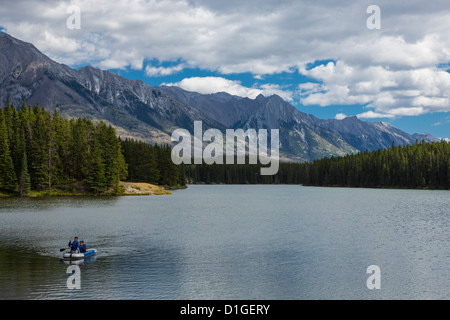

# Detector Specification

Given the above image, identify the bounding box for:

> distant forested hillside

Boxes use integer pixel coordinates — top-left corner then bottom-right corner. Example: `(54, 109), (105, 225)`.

(185, 141), (449, 190)
(300, 141), (449, 189)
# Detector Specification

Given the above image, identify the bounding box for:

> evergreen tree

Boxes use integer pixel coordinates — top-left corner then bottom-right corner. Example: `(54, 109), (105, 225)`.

(178, 163), (187, 186)
(0, 109), (17, 192)
(18, 150), (31, 196)
(97, 122), (128, 187)
(71, 118), (91, 180)
(86, 137), (106, 195)
(29, 106), (49, 190)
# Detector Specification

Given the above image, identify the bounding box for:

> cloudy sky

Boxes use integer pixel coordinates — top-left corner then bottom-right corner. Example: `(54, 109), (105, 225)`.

(1, 0), (449, 138)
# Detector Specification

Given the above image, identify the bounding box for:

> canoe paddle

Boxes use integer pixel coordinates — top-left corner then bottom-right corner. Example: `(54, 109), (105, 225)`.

(62, 240), (72, 251)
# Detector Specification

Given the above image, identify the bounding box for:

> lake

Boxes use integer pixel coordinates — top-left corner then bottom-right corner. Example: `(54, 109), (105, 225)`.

(0, 185), (449, 300)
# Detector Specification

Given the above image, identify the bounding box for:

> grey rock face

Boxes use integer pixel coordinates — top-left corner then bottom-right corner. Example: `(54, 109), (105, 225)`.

(158, 85), (429, 160)
(0, 33), (223, 144)
(0, 33), (439, 161)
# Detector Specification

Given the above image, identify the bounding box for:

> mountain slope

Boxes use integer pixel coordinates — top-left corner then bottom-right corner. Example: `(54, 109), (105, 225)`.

(0, 33), (223, 144)
(315, 117), (417, 151)
(412, 132), (441, 143)
(158, 85), (264, 127)
(0, 32), (438, 161)
(159, 86), (425, 160)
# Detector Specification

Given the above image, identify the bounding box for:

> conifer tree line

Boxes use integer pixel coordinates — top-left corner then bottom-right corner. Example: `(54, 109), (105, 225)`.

(0, 101), (187, 196)
(1, 101), (448, 194)
(184, 141), (449, 189)
(120, 138), (186, 187)
(184, 161), (302, 185)
(300, 141), (449, 189)
(0, 101), (128, 195)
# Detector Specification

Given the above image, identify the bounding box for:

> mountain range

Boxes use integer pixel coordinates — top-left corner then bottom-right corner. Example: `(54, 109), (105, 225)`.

(0, 33), (439, 161)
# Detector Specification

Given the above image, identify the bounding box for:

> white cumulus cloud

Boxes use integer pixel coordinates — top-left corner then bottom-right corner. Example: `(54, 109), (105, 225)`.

(164, 76), (293, 101)
(299, 60), (450, 118)
(335, 113), (348, 120)
(1, 0), (450, 119)
(145, 64), (185, 77)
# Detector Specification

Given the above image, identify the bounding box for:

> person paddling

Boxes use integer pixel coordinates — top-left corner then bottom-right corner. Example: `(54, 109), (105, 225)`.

(79, 241), (87, 253)
(68, 237), (80, 253)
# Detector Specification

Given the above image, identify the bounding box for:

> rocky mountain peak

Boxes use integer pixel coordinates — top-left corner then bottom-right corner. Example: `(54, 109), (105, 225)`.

(0, 33), (440, 161)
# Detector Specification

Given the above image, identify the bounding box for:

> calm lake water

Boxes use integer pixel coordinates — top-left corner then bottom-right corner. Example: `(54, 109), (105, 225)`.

(0, 185), (449, 300)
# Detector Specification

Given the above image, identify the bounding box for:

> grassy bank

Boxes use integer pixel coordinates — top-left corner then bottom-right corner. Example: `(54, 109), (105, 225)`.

(118, 182), (172, 195)
(0, 181), (173, 197)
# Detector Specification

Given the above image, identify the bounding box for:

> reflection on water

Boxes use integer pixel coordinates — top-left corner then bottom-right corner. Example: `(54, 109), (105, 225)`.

(0, 186), (449, 299)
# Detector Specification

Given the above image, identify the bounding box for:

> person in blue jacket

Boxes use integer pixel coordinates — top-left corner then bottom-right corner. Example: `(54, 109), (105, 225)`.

(68, 237), (79, 253)
(79, 241), (87, 253)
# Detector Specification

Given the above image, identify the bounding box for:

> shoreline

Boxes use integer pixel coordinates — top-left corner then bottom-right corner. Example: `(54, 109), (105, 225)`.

(2, 182), (447, 197)
(0, 182), (180, 198)
(119, 182), (174, 195)
(185, 182), (448, 191)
